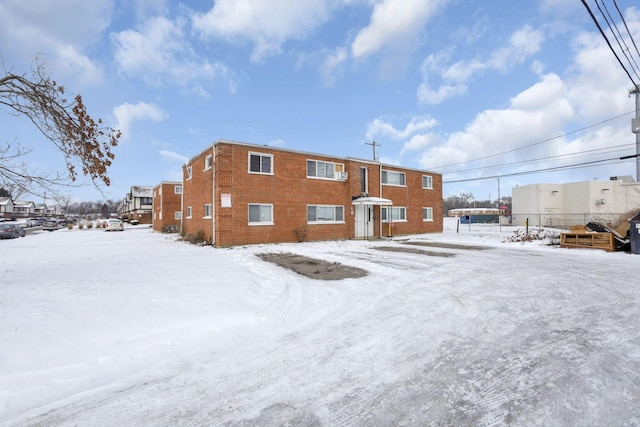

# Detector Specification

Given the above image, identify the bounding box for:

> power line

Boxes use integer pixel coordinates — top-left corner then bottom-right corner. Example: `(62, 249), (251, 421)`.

(443, 156), (634, 184)
(431, 110), (635, 170)
(596, 0), (640, 82)
(581, 0), (638, 86)
(614, 0), (640, 62)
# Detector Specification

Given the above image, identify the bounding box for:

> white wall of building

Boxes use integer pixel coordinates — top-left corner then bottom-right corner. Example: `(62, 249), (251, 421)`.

(512, 177), (640, 227)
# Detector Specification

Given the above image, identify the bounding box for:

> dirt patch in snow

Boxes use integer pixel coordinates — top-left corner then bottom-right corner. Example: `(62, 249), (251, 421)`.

(401, 241), (491, 251)
(257, 252), (368, 281)
(373, 246), (456, 257)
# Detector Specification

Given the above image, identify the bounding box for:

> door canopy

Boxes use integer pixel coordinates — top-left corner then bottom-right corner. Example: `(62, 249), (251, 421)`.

(352, 197), (392, 205)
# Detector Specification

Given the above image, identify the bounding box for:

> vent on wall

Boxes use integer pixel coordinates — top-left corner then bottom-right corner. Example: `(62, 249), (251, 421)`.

(595, 198), (606, 205)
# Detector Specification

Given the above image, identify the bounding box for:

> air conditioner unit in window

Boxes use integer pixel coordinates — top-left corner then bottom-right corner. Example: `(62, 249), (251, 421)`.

(336, 172), (348, 181)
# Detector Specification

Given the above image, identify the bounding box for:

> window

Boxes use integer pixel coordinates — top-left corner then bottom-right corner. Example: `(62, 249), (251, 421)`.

(307, 205), (344, 223)
(159, 211), (162, 220)
(174, 211), (182, 220)
(382, 170), (406, 186)
(186, 206), (192, 219)
(360, 167), (368, 194)
(307, 159), (345, 180)
(186, 166), (192, 180)
(204, 154), (213, 171)
(140, 197), (152, 205)
(249, 152), (273, 174)
(204, 204), (212, 218)
(381, 206), (407, 222)
(422, 175), (433, 189)
(423, 207), (433, 221)
(174, 185), (182, 194)
(248, 204), (273, 225)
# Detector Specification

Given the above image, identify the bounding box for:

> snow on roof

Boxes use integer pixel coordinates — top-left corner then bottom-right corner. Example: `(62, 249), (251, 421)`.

(130, 186), (153, 197)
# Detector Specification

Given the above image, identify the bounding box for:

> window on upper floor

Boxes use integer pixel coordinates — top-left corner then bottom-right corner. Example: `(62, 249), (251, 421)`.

(140, 197), (152, 205)
(174, 211), (182, 220)
(174, 185), (182, 194)
(381, 206), (407, 222)
(186, 166), (192, 180)
(249, 152), (273, 174)
(204, 204), (212, 218)
(306, 159), (346, 180)
(186, 206), (192, 219)
(307, 205), (345, 223)
(204, 154), (213, 171)
(382, 170), (406, 186)
(423, 207), (433, 221)
(422, 175), (433, 189)
(248, 204), (273, 225)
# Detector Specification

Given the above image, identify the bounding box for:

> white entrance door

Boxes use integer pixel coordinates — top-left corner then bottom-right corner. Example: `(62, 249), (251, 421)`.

(355, 205), (373, 239)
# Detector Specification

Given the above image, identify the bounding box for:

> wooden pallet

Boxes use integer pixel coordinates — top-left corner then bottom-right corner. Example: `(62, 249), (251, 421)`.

(560, 232), (615, 252)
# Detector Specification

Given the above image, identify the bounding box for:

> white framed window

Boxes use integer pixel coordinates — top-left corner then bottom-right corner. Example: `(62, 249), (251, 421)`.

(307, 205), (345, 223)
(422, 175), (433, 189)
(174, 185), (182, 194)
(159, 211), (162, 220)
(381, 170), (406, 186)
(153, 212), (157, 220)
(204, 154), (213, 171)
(306, 159), (345, 180)
(381, 206), (407, 222)
(423, 207), (433, 221)
(249, 152), (273, 174)
(174, 211), (182, 220)
(186, 206), (192, 219)
(186, 166), (192, 180)
(204, 204), (212, 218)
(248, 204), (273, 225)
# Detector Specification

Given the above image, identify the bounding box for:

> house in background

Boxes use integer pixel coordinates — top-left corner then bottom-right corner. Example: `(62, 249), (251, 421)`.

(512, 176), (640, 228)
(181, 139), (443, 247)
(13, 201), (36, 218)
(152, 181), (182, 233)
(119, 186), (153, 224)
(0, 197), (14, 219)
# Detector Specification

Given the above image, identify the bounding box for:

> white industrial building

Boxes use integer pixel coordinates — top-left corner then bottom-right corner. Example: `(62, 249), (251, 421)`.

(512, 176), (640, 228)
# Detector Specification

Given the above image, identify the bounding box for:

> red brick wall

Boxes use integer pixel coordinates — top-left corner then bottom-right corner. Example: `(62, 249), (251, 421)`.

(182, 141), (443, 246)
(152, 182), (182, 233)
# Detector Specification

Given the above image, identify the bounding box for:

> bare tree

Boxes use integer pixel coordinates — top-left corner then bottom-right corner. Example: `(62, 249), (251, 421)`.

(0, 56), (121, 197)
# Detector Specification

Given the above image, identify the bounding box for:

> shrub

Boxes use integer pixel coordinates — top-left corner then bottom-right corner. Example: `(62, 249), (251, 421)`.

(183, 229), (209, 245)
(294, 225), (308, 242)
(504, 228), (560, 246)
(87, 222), (93, 229)
(78, 223), (84, 229)
(67, 223), (73, 230)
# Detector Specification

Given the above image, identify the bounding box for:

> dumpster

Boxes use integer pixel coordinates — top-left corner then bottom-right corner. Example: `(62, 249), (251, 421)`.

(630, 212), (640, 254)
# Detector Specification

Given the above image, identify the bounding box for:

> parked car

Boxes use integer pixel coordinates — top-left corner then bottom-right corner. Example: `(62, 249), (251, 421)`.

(0, 223), (26, 239)
(42, 219), (61, 231)
(105, 219), (124, 231)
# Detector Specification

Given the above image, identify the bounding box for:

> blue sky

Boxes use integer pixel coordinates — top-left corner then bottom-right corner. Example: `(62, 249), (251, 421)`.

(1, 0), (639, 204)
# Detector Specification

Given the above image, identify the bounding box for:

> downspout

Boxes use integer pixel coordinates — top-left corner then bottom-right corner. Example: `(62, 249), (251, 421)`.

(211, 144), (216, 245)
(180, 165), (185, 236)
(379, 163), (383, 238)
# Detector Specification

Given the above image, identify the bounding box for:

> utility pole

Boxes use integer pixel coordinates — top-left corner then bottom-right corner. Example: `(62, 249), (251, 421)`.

(365, 139), (380, 161)
(631, 85), (640, 182)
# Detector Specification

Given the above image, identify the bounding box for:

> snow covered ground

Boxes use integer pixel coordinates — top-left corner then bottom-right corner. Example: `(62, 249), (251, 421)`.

(2, 219), (640, 426)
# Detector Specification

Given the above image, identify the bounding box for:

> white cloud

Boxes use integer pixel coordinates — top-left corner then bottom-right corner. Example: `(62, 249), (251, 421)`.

(159, 150), (189, 164)
(0, 0), (111, 85)
(366, 115), (438, 142)
(113, 102), (168, 140)
(319, 47), (348, 87)
(351, 0), (444, 59)
(418, 24), (545, 105)
(192, 0), (335, 63)
(112, 16), (234, 95)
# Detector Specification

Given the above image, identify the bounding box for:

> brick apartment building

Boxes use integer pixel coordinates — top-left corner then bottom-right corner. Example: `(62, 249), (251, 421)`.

(181, 139), (443, 247)
(152, 181), (183, 233)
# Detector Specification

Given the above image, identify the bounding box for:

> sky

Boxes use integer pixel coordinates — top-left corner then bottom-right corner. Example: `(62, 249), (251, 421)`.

(3, 218), (640, 425)
(1, 0), (640, 204)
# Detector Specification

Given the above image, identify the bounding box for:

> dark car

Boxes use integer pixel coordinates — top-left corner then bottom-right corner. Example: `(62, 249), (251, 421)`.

(0, 223), (26, 239)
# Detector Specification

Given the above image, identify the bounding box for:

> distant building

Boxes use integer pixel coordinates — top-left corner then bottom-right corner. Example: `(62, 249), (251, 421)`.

(512, 176), (640, 227)
(152, 181), (182, 233)
(119, 185), (153, 224)
(181, 139), (443, 246)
